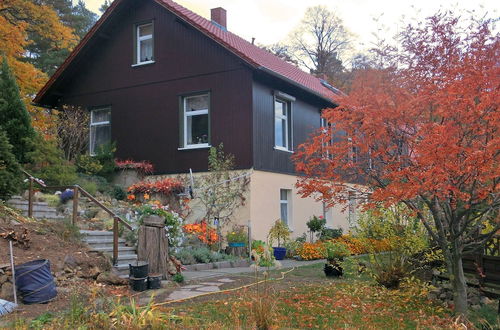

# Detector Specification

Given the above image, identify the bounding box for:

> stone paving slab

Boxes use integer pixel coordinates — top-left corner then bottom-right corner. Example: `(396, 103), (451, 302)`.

(195, 286), (220, 293)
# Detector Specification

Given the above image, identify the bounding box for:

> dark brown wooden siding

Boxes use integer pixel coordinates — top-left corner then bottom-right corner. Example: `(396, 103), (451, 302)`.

(53, 0), (253, 174)
(252, 73), (330, 174)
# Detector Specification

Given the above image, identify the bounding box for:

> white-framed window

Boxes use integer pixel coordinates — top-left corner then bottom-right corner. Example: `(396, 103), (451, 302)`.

(89, 107), (111, 155)
(181, 93), (210, 148)
(348, 191), (359, 228)
(274, 98), (292, 151)
(136, 22), (153, 64)
(280, 189), (291, 227)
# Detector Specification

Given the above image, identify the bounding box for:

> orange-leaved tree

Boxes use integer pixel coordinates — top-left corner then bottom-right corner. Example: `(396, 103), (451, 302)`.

(293, 12), (499, 315)
(0, 0), (76, 135)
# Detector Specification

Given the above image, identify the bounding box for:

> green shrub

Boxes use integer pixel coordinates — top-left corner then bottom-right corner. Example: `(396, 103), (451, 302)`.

(79, 179), (98, 195)
(94, 142), (116, 178)
(174, 249), (196, 265)
(0, 129), (22, 200)
(320, 228), (343, 241)
(26, 135), (77, 186)
(369, 251), (412, 289)
(192, 247), (212, 264)
(76, 154), (103, 175)
(76, 173), (110, 194)
(111, 185), (126, 200)
(172, 273), (184, 283)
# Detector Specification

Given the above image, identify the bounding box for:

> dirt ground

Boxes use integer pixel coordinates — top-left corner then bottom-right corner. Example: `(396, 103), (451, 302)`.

(0, 211), (113, 323)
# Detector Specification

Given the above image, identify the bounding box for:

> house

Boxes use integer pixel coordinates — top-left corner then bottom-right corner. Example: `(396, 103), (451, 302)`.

(34, 0), (353, 241)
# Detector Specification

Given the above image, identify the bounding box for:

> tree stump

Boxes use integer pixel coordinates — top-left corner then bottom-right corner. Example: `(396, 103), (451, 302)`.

(137, 215), (169, 279)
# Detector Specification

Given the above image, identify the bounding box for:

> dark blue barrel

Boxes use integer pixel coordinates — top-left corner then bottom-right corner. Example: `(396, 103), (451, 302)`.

(15, 259), (57, 304)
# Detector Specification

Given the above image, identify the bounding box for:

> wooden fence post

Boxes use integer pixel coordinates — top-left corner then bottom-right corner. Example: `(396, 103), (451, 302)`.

(113, 217), (119, 265)
(28, 177), (33, 218)
(72, 186), (79, 226)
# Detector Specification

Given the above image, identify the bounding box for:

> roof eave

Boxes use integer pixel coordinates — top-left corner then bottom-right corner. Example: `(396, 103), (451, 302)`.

(257, 66), (338, 107)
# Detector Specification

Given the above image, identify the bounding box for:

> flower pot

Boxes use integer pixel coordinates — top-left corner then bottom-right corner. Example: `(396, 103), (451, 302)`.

(324, 262), (343, 277)
(129, 261), (149, 278)
(228, 242), (246, 247)
(273, 247), (286, 260)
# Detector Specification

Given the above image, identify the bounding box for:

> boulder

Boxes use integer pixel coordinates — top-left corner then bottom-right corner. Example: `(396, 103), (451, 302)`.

(96, 272), (127, 286)
(0, 275), (8, 286)
(0, 282), (14, 301)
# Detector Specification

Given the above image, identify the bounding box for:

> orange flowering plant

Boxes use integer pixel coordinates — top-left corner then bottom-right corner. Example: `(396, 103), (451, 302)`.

(183, 220), (219, 245)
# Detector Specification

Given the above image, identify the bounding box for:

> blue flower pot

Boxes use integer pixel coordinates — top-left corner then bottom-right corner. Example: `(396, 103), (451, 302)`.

(273, 247), (286, 260)
(228, 242), (246, 247)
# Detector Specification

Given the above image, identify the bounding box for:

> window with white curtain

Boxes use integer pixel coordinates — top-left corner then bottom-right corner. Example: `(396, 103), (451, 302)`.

(136, 23), (153, 64)
(181, 93), (210, 148)
(90, 107), (111, 155)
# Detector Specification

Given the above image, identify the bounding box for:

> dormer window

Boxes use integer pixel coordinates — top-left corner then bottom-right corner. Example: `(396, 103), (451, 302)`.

(135, 22), (154, 65)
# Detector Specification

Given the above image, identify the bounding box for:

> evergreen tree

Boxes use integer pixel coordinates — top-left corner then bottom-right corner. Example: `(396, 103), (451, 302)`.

(26, 0), (97, 75)
(99, 0), (111, 14)
(0, 57), (35, 164)
(0, 129), (22, 201)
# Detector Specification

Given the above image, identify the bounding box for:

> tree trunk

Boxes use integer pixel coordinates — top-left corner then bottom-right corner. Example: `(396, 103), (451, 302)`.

(443, 243), (468, 315)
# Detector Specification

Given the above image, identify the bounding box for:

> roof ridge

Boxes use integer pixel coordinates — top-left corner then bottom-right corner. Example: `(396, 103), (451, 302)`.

(34, 0), (341, 105)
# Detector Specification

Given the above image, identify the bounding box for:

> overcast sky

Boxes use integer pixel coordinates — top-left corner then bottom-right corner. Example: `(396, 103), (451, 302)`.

(83, 0), (499, 54)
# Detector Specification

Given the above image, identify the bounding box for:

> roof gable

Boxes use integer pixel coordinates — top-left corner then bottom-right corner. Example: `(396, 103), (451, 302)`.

(34, 0), (341, 105)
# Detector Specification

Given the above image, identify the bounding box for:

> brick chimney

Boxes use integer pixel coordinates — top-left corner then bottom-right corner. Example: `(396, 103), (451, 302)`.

(211, 7), (227, 29)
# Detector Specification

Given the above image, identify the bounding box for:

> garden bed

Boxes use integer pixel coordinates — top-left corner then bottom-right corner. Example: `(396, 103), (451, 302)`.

(183, 259), (250, 271)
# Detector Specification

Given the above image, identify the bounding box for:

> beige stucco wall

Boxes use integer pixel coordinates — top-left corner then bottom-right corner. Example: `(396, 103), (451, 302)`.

(248, 170), (349, 241)
(148, 169), (351, 242)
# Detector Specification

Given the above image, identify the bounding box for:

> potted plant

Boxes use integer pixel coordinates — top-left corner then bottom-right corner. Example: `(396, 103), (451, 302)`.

(323, 241), (350, 277)
(267, 219), (291, 260)
(226, 226), (247, 247)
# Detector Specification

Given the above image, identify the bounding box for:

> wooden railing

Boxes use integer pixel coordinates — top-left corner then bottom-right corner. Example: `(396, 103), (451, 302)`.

(22, 170), (132, 265)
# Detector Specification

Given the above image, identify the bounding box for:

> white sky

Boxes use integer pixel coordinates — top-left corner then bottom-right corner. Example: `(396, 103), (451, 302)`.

(83, 0), (499, 54)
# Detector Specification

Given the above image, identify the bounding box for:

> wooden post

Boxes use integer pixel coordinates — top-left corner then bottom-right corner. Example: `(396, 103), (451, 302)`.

(72, 186), (79, 226)
(137, 215), (169, 279)
(28, 177), (33, 218)
(113, 217), (119, 265)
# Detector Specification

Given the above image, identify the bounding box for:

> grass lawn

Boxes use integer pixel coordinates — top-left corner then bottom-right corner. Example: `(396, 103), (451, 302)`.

(10, 257), (500, 329)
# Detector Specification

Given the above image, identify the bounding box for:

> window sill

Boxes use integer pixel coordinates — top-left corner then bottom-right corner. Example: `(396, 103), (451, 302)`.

(131, 60), (155, 67)
(274, 146), (294, 154)
(178, 144), (211, 151)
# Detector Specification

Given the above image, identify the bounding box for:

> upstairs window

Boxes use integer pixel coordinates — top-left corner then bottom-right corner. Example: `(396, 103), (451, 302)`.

(274, 98), (292, 151)
(135, 22), (154, 64)
(180, 93), (210, 148)
(90, 107), (111, 155)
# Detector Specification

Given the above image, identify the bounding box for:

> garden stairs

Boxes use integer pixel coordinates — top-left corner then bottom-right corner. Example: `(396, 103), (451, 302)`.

(80, 230), (137, 277)
(7, 195), (64, 221)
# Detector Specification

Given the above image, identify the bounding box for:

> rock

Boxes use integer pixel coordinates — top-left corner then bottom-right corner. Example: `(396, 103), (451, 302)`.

(0, 274), (8, 285)
(80, 266), (101, 279)
(96, 272), (127, 286)
(480, 296), (493, 305)
(63, 255), (78, 269)
(439, 293), (447, 299)
(471, 304), (481, 311)
(469, 297), (480, 305)
(0, 282), (14, 301)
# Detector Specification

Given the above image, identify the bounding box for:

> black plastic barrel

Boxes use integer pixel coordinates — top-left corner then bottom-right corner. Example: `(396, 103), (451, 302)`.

(15, 259), (57, 304)
(129, 261), (148, 278)
(129, 277), (148, 292)
(147, 274), (162, 290)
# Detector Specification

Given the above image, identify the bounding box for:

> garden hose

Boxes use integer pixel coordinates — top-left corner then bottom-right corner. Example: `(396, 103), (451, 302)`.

(151, 266), (296, 307)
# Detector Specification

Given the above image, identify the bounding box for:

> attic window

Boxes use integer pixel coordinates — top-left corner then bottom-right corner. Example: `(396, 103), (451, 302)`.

(135, 22), (154, 65)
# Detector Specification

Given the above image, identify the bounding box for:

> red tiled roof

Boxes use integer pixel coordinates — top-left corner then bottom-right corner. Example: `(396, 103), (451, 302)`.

(34, 0), (340, 105)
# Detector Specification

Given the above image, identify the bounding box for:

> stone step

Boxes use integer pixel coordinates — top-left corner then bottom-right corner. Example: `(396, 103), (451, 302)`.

(117, 254), (138, 264)
(83, 238), (126, 244)
(90, 246), (137, 253)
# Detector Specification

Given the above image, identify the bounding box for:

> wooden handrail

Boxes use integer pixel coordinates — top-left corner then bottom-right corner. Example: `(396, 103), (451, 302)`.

(21, 169), (132, 265)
